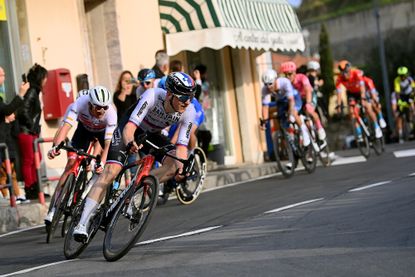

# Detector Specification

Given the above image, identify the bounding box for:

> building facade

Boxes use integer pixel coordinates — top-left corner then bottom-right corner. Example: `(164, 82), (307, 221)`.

(1, 0), (303, 172)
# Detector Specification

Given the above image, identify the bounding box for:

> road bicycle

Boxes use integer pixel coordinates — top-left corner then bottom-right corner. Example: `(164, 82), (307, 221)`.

(303, 114), (331, 167)
(272, 112), (316, 178)
(397, 99), (414, 142)
(349, 98), (384, 157)
(157, 146), (207, 205)
(63, 135), (196, 261)
(46, 142), (100, 243)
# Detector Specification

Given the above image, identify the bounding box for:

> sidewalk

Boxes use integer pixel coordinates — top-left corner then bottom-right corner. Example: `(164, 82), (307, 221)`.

(0, 162), (279, 234)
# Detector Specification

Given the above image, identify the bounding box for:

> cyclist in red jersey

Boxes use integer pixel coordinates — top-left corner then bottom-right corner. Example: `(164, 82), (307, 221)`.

(336, 60), (383, 139)
(362, 75), (387, 128)
(281, 61), (327, 141)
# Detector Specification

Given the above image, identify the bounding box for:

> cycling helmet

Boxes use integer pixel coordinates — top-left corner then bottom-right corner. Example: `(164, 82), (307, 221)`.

(307, 61), (320, 71)
(165, 72), (196, 96)
(261, 69), (277, 84)
(77, 89), (89, 99)
(89, 85), (111, 106)
(158, 76), (167, 89)
(397, 66), (409, 76)
(280, 61), (297, 73)
(338, 60), (351, 72)
(137, 68), (156, 82)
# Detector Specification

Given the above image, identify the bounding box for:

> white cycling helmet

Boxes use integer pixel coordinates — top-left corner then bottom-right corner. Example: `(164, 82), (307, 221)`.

(261, 69), (277, 84)
(89, 85), (111, 106)
(77, 89), (89, 99)
(307, 61), (320, 71)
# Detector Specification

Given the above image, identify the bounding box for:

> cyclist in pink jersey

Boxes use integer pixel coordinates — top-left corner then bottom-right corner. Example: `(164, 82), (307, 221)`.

(280, 61), (327, 141)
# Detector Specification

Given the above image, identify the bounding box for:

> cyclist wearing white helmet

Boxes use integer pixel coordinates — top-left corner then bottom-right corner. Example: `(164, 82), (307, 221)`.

(73, 72), (197, 241)
(260, 69), (278, 129)
(45, 85), (117, 225)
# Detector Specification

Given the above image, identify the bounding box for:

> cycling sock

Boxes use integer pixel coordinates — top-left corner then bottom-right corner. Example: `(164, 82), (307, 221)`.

(355, 126), (362, 136)
(79, 197), (98, 226)
(315, 119), (323, 130)
(374, 122), (380, 129)
(377, 113), (384, 120)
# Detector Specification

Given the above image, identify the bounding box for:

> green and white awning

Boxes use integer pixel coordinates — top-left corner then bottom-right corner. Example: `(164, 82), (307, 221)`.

(159, 0), (305, 55)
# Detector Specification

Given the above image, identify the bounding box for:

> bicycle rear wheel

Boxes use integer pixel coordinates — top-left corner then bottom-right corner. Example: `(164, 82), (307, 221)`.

(352, 119), (370, 158)
(103, 175), (158, 262)
(318, 141), (331, 167)
(63, 197), (103, 259)
(61, 170), (88, 238)
(176, 147), (207, 205)
(273, 130), (295, 178)
(46, 174), (74, 243)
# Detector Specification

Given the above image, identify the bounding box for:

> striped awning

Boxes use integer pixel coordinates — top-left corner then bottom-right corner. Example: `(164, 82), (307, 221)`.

(159, 0), (305, 55)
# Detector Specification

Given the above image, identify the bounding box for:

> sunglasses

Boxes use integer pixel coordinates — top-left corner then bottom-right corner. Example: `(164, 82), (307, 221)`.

(265, 82), (273, 86)
(93, 104), (109, 111)
(285, 72), (295, 77)
(142, 81), (152, 86)
(173, 93), (193, 103)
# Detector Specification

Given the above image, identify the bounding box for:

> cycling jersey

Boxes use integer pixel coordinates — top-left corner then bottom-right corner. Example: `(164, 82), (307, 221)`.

(275, 77), (295, 101)
(363, 76), (376, 93)
(107, 88), (196, 165)
(394, 76), (415, 95)
(261, 86), (276, 107)
(293, 73), (313, 99)
(336, 69), (365, 94)
(63, 95), (117, 141)
(168, 98), (204, 139)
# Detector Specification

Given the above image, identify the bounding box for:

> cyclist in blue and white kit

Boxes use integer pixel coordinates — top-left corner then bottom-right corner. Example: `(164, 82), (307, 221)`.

(73, 72), (197, 241)
(158, 76), (204, 150)
(45, 86), (117, 224)
(261, 70), (311, 147)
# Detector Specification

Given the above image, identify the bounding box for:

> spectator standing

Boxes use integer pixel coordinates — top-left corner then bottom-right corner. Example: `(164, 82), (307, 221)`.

(0, 66), (30, 203)
(113, 70), (137, 121)
(16, 63), (48, 200)
(152, 50), (169, 78)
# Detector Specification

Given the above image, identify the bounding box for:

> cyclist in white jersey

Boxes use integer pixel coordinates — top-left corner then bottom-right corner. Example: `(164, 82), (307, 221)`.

(45, 86), (117, 224)
(262, 72), (310, 146)
(73, 72), (197, 241)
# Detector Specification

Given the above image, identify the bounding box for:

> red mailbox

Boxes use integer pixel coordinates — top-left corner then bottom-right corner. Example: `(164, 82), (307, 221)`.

(42, 68), (74, 120)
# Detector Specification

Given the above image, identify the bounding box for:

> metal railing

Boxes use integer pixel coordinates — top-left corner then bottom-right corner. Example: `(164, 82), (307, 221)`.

(0, 143), (17, 207)
(33, 137), (61, 205)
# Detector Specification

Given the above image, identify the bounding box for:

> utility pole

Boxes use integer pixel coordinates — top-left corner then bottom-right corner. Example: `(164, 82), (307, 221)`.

(373, 0), (394, 130)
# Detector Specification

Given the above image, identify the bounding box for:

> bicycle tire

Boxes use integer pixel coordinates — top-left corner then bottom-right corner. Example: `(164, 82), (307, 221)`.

(61, 169), (88, 238)
(46, 174), (74, 243)
(352, 119), (370, 158)
(318, 142), (331, 167)
(63, 198), (104, 259)
(273, 130), (295, 178)
(176, 147), (207, 205)
(103, 175), (159, 262)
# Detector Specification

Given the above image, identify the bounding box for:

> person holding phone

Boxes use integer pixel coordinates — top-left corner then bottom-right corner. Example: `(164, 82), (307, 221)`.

(16, 63), (48, 200)
(0, 66), (30, 203)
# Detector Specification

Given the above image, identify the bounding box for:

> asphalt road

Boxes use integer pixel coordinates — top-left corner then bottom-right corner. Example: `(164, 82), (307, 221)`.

(1, 142), (415, 276)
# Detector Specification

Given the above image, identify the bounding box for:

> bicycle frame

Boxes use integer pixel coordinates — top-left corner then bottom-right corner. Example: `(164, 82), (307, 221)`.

(350, 99), (370, 137)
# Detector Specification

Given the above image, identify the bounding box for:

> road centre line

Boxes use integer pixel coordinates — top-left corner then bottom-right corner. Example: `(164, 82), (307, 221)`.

(394, 149), (415, 158)
(331, 155), (366, 166)
(0, 260), (75, 277)
(348, 181), (392, 192)
(409, 172), (415, 177)
(264, 198), (324, 214)
(0, 225), (44, 239)
(136, 225), (222, 246)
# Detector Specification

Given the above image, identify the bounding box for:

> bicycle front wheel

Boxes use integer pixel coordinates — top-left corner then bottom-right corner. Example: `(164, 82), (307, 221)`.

(352, 119), (370, 158)
(176, 147), (207, 205)
(46, 174), (74, 243)
(273, 130), (295, 178)
(103, 175), (159, 262)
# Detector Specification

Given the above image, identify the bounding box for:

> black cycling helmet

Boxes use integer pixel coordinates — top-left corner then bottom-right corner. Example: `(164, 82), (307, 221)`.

(165, 72), (196, 96)
(137, 68), (156, 82)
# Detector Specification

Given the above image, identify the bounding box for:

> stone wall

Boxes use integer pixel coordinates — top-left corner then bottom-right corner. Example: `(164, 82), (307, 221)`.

(303, 1), (415, 64)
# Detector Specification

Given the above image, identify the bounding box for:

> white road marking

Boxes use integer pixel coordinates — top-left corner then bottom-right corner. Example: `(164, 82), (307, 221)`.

(136, 225), (222, 246)
(349, 181), (392, 192)
(331, 155), (366, 166)
(409, 172), (415, 177)
(0, 225), (44, 239)
(394, 149), (415, 158)
(0, 260), (75, 277)
(264, 198), (324, 214)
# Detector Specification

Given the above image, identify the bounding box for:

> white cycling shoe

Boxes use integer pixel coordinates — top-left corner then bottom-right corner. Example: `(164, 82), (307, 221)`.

(379, 118), (387, 129)
(302, 132), (311, 147)
(44, 209), (55, 225)
(317, 128), (327, 141)
(375, 127), (383, 139)
(73, 223), (89, 242)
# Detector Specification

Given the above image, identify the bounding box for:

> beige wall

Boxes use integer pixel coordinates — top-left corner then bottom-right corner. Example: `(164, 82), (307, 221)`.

(116, 0), (164, 78)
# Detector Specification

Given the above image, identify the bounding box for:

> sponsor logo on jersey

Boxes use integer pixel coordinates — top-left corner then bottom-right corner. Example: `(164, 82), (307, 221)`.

(185, 122), (193, 138)
(136, 101), (148, 118)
